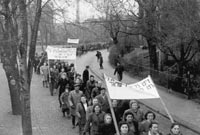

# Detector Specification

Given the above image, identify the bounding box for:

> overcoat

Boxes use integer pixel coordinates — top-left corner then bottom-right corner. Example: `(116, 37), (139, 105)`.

(68, 90), (83, 116)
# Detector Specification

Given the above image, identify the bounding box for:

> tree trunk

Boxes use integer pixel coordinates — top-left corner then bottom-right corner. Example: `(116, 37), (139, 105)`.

(18, 0), (32, 134)
(2, 55), (21, 115)
(147, 38), (158, 70)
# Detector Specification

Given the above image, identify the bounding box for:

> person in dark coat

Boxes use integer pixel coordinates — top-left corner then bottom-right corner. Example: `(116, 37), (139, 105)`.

(95, 51), (101, 62)
(96, 88), (109, 113)
(99, 54), (103, 69)
(76, 95), (89, 135)
(86, 75), (96, 101)
(114, 62), (124, 81)
(91, 81), (102, 99)
(68, 83), (83, 128)
(167, 123), (183, 135)
(56, 73), (69, 107)
(83, 104), (105, 135)
(82, 66), (90, 93)
(100, 113), (116, 135)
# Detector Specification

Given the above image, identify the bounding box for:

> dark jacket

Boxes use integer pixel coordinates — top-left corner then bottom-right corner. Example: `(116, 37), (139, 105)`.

(84, 112), (105, 135)
(96, 94), (109, 113)
(82, 69), (89, 83)
(123, 108), (144, 123)
(91, 86), (101, 99)
(57, 78), (69, 95)
(114, 65), (124, 76)
(100, 123), (116, 135)
(76, 102), (88, 125)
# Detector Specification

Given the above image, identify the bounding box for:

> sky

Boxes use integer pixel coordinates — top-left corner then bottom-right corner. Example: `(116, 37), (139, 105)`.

(53, 0), (103, 23)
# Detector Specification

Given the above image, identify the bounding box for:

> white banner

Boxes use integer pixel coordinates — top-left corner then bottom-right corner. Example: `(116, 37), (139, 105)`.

(46, 46), (76, 60)
(104, 74), (160, 99)
(67, 38), (79, 44)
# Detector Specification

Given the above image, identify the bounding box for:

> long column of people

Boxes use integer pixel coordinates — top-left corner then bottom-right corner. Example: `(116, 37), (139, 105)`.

(35, 50), (183, 135)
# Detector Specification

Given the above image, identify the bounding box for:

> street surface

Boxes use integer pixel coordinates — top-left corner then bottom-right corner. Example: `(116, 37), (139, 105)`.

(0, 50), (200, 135)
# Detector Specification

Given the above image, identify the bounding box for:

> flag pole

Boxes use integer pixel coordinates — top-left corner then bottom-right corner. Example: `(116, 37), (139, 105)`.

(149, 75), (174, 123)
(103, 73), (120, 135)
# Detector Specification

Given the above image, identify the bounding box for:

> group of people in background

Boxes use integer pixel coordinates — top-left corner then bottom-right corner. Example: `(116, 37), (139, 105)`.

(34, 52), (183, 135)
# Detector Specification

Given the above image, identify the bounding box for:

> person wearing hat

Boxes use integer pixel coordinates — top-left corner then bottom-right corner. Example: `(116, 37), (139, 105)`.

(68, 83), (83, 128)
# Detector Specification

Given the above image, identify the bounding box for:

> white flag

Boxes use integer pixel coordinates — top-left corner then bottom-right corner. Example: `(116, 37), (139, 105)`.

(104, 74), (160, 99)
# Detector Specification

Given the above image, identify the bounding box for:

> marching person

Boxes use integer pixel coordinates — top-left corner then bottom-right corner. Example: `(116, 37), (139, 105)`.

(83, 104), (105, 135)
(96, 88), (109, 113)
(114, 62), (124, 81)
(76, 95), (89, 135)
(167, 123), (183, 135)
(124, 112), (138, 135)
(49, 67), (56, 96)
(56, 73), (69, 107)
(100, 113), (115, 135)
(40, 62), (49, 88)
(139, 111), (156, 135)
(68, 83), (83, 129)
(123, 100), (145, 124)
(86, 98), (99, 120)
(60, 87), (70, 118)
(91, 81), (102, 99)
(82, 65), (90, 93)
(118, 121), (135, 135)
(147, 121), (163, 135)
(86, 75), (96, 101)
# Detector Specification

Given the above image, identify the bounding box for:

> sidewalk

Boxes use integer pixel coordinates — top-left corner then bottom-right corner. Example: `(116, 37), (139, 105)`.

(89, 50), (200, 134)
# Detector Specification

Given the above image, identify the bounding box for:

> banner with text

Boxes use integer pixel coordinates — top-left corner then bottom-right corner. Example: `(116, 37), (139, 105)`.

(46, 46), (77, 60)
(104, 74), (160, 99)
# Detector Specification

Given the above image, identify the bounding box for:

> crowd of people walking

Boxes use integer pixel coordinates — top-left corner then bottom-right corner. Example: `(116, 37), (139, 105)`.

(34, 52), (183, 135)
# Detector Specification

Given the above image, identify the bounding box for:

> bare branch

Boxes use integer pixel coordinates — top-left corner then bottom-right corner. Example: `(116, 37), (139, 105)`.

(41, 0), (52, 9)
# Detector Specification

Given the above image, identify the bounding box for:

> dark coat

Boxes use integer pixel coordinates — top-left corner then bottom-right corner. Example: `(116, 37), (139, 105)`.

(84, 112), (105, 135)
(86, 80), (96, 99)
(82, 69), (89, 83)
(96, 94), (109, 113)
(100, 123), (116, 135)
(76, 102), (88, 125)
(91, 86), (101, 99)
(114, 65), (124, 76)
(57, 78), (69, 96)
(123, 108), (144, 123)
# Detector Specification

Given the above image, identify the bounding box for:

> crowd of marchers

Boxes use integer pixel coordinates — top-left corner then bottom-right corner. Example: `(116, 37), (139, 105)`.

(36, 56), (183, 135)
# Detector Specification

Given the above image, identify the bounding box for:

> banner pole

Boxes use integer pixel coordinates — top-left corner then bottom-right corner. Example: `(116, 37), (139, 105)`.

(103, 74), (120, 135)
(149, 76), (174, 123)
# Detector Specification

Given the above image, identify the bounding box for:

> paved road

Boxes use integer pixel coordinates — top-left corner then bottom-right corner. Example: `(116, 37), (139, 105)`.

(1, 50), (200, 135)
(89, 50), (200, 135)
